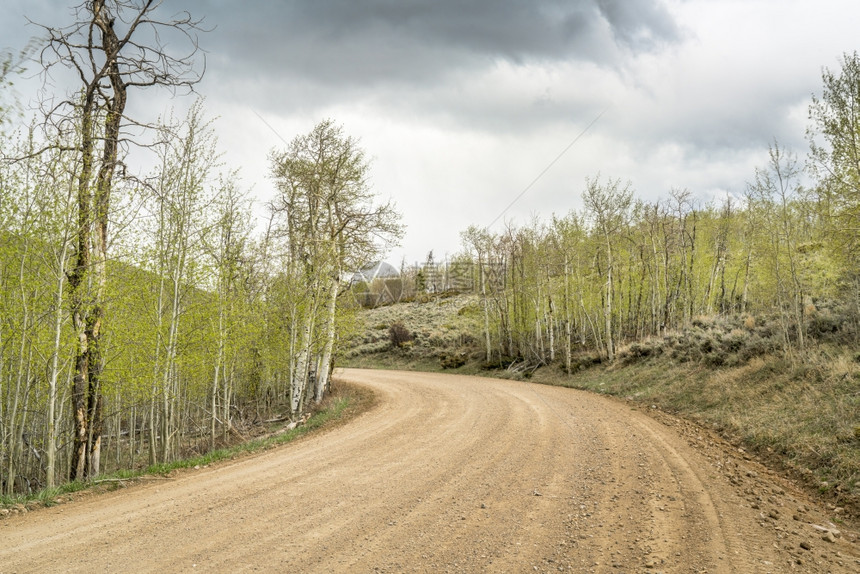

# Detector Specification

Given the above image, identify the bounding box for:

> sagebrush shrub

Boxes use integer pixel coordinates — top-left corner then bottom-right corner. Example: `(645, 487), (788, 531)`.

(388, 321), (413, 347)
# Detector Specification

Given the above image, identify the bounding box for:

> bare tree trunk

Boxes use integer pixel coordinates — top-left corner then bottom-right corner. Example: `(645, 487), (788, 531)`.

(291, 308), (315, 415)
(129, 403), (136, 469)
(210, 338), (222, 449)
(563, 256), (572, 373)
(741, 249), (752, 314)
(6, 309), (29, 495)
(148, 393), (157, 466)
(604, 239), (615, 361)
(161, 271), (182, 462)
(481, 260), (492, 363)
(68, 94), (95, 482)
(315, 277), (340, 403)
(45, 238), (69, 488)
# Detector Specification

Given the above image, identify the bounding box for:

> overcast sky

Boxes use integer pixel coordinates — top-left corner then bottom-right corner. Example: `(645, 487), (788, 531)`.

(3, 1), (859, 265)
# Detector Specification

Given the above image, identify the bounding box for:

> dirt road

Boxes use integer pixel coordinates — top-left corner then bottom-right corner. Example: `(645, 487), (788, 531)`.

(2, 369), (859, 573)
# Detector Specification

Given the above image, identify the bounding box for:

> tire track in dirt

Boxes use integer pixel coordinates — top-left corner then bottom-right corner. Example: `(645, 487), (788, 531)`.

(1, 368), (858, 573)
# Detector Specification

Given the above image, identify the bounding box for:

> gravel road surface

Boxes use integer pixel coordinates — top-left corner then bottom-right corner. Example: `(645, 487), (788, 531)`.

(2, 368), (858, 573)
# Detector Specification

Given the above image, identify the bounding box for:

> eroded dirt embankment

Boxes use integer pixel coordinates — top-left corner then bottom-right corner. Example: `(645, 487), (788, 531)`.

(1, 369), (858, 573)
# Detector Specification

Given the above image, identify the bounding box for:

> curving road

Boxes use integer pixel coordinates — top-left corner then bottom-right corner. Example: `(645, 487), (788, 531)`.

(2, 369), (858, 573)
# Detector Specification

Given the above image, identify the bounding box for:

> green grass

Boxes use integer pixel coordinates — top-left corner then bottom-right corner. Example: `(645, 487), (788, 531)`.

(1, 395), (355, 511)
(0, 479), (91, 509)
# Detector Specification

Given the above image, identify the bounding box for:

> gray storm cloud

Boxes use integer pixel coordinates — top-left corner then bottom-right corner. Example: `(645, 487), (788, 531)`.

(202, 0), (682, 86)
(3, 0), (852, 262)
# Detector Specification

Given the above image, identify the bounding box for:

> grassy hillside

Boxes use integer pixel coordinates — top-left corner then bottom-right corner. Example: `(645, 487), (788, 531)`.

(343, 295), (860, 518)
(344, 293), (485, 371)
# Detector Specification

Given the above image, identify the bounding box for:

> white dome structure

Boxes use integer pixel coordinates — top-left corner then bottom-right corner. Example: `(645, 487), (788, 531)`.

(350, 261), (403, 307)
(351, 261), (399, 284)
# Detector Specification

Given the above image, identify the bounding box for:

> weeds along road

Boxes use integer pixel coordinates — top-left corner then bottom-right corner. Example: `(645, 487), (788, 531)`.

(2, 368), (859, 573)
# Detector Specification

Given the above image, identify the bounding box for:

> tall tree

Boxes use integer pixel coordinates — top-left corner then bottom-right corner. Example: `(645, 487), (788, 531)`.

(461, 225), (495, 363)
(808, 51), (860, 301)
(35, 0), (204, 480)
(582, 176), (633, 360)
(747, 142), (807, 356)
(270, 120), (402, 410)
(204, 171), (253, 446)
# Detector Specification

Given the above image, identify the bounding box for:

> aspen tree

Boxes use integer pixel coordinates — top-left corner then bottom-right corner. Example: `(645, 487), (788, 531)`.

(582, 176), (633, 361)
(270, 120), (401, 411)
(809, 51), (860, 302)
(34, 0), (204, 480)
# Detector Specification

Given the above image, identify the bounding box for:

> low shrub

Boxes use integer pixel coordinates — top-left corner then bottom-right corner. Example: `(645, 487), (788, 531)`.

(389, 321), (413, 348)
(703, 350), (728, 367)
(568, 353), (603, 373)
(807, 310), (842, 338)
(617, 341), (663, 365)
(724, 329), (746, 352)
(440, 351), (467, 369)
(738, 334), (772, 362)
